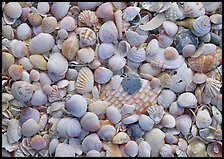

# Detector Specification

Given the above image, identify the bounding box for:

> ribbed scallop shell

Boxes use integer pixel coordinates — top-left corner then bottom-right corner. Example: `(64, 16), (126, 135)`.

(76, 27), (96, 48)
(204, 78), (221, 97)
(202, 2), (221, 12)
(165, 2), (184, 21)
(100, 77), (162, 113)
(78, 10), (98, 27)
(183, 2), (205, 18)
(76, 67), (94, 94)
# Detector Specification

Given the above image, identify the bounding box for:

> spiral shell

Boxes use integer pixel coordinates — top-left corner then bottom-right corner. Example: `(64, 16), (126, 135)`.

(78, 10), (98, 27)
(76, 27), (96, 47)
(75, 67), (94, 94)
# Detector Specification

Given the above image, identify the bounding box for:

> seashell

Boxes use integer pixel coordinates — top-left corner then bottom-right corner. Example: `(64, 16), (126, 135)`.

(165, 133), (178, 144)
(27, 13), (42, 27)
(17, 23), (32, 40)
(210, 14), (222, 25)
(9, 40), (29, 58)
(158, 89), (176, 108)
(204, 77), (221, 97)
(114, 10), (123, 40)
(66, 69), (78, 81)
(202, 2), (221, 12)
(99, 21), (118, 43)
(140, 13), (166, 31)
(94, 67), (113, 84)
(57, 79), (69, 89)
(196, 109), (212, 129)
(7, 119), (22, 144)
(78, 10), (98, 27)
(77, 2), (98, 10)
(207, 141), (222, 157)
(29, 33), (55, 54)
(77, 47), (95, 64)
(3, 2), (22, 19)
(86, 150), (101, 157)
(125, 27), (148, 47)
(39, 72), (51, 87)
(212, 106), (222, 124)
(11, 81), (33, 102)
(187, 138), (207, 157)
(127, 47), (146, 63)
(160, 144), (173, 157)
(62, 35), (79, 61)
(191, 15), (211, 37)
(164, 2), (184, 21)
(81, 112), (100, 132)
(88, 100), (108, 117)
(19, 107), (40, 125)
(164, 46), (178, 60)
(47, 53), (68, 82)
(175, 115), (192, 136)
(138, 114), (154, 131)
(21, 119), (40, 137)
(187, 46), (222, 73)
(41, 16), (57, 33)
(169, 101), (185, 118)
(127, 123), (145, 140)
(147, 105), (164, 124)
(2, 25), (14, 39)
(81, 133), (103, 153)
(163, 21), (178, 37)
(55, 143), (75, 157)
(158, 33), (173, 48)
(144, 128), (165, 157)
(59, 16), (76, 32)
(160, 114), (176, 128)
(8, 64), (23, 81)
(139, 63), (161, 77)
(202, 43), (217, 56)
(137, 141), (151, 157)
(33, 25), (43, 36)
(98, 125), (116, 141)
(123, 6), (140, 22)
(177, 92), (197, 108)
(48, 85), (66, 102)
(96, 2), (114, 21)
(57, 29), (68, 40)
(37, 2), (49, 15)
(97, 43), (116, 60)
(121, 104), (135, 115)
(51, 2), (70, 20)
(106, 106), (121, 124)
(49, 139), (59, 156)
(192, 73), (207, 84)
(20, 70), (30, 82)
(112, 2), (127, 10)
(66, 94), (87, 117)
(29, 55), (47, 71)
(112, 132), (131, 144)
(122, 114), (139, 125)
(124, 141), (138, 157)
(118, 40), (131, 57)
(149, 77), (160, 89)
(67, 118), (82, 137)
(30, 135), (47, 151)
(108, 54), (126, 72)
(20, 7), (31, 22)
(108, 75), (122, 90)
(140, 2), (164, 12)
(31, 89), (48, 106)
(183, 2), (205, 18)
(182, 44), (196, 57)
(76, 27), (96, 48)
(18, 57), (33, 71)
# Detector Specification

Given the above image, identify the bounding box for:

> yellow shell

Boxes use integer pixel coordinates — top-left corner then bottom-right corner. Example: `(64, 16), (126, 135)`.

(29, 54), (47, 70)
(176, 18), (195, 30)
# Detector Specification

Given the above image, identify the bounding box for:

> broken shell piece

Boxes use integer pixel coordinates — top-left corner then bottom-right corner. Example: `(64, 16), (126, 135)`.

(112, 132), (130, 144)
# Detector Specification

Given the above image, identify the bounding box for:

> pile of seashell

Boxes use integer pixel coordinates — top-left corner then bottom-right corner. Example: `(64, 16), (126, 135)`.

(2, 2), (222, 157)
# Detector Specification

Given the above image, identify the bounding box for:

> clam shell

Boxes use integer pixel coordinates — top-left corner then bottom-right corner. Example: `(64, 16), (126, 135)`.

(29, 55), (47, 71)
(94, 67), (113, 84)
(88, 100), (108, 117)
(112, 132), (130, 144)
(59, 16), (76, 31)
(169, 101), (185, 118)
(66, 118), (82, 137)
(9, 40), (29, 58)
(76, 27), (96, 48)
(97, 125), (116, 141)
(16, 23), (32, 40)
(202, 43), (217, 55)
(122, 114), (139, 125)
(8, 64), (23, 81)
(62, 35), (79, 61)
(163, 21), (178, 37)
(19, 107), (40, 125)
(202, 2), (221, 12)
(11, 81), (33, 102)
(99, 21), (118, 43)
(158, 89), (176, 108)
(182, 44), (196, 57)
(108, 54), (126, 72)
(7, 119), (22, 144)
(160, 144), (173, 157)
(158, 33), (173, 48)
(37, 2), (49, 15)
(139, 62), (161, 77)
(138, 114), (154, 131)
(55, 143), (75, 157)
(192, 73), (207, 84)
(86, 150), (101, 157)
(109, 75), (123, 90)
(29, 33), (55, 54)
(77, 2), (98, 10)
(106, 106), (121, 124)
(66, 68), (78, 81)
(144, 128), (165, 157)
(196, 109), (212, 129)
(81, 133), (103, 154)
(183, 2), (205, 18)
(3, 2), (22, 19)
(127, 123), (144, 140)
(123, 6), (140, 22)
(96, 2), (114, 21)
(78, 10), (98, 27)
(160, 114), (176, 128)
(57, 29), (68, 40)
(41, 16), (57, 33)
(2, 25), (14, 39)
(138, 141), (151, 157)
(51, 2), (70, 20)
(30, 135), (47, 150)
(40, 72), (52, 86)
(164, 47), (179, 60)
(127, 46), (146, 63)
(81, 112), (100, 132)
(124, 141), (138, 157)
(56, 117), (70, 137)
(175, 115), (192, 136)
(31, 89), (48, 106)
(27, 13), (42, 27)
(21, 119), (40, 137)
(18, 57), (33, 71)
(77, 47), (95, 64)
(97, 43), (116, 60)
(66, 94), (87, 117)
(118, 40), (130, 57)
(177, 92), (197, 108)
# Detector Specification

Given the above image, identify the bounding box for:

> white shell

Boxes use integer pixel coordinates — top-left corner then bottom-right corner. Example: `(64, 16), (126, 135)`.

(114, 10), (123, 40)
(81, 133), (102, 153)
(37, 2), (49, 15)
(212, 106), (222, 124)
(123, 6), (140, 22)
(177, 92), (197, 108)
(80, 112), (100, 132)
(97, 125), (116, 141)
(97, 43), (116, 60)
(17, 23), (32, 40)
(122, 114), (139, 125)
(125, 28), (148, 47)
(51, 2), (70, 20)
(55, 143), (75, 157)
(7, 119), (22, 144)
(124, 141), (138, 157)
(169, 101), (185, 118)
(9, 40), (29, 58)
(108, 54), (126, 72)
(118, 40), (131, 57)
(138, 141), (151, 157)
(192, 73), (207, 84)
(88, 100), (108, 116)
(165, 2), (184, 21)
(21, 119), (40, 137)
(11, 81), (33, 102)
(158, 89), (176, 108)
(146, 39), (159, 56)
(196, 110), (212, 129)
(147, 105), (164, 124)
(127, 47), (146, 63)
(99, 21), (118, 43)
(138, 114), (154, 131)
(160, 114), (176, 128)
(175, 115), (192, 136)
(160, 144), (173, 157)
(183, 2), (205, 18)
(31, 89), (48, 106)
(30, 135), (47, 151)
(106, 106), (121, 124)
(3, 2), (22, 19)
(59, 16), (76, 32)
(163, 21), (178, 37)
(77, 47), (95, 63)
(94, 67), (113, 84)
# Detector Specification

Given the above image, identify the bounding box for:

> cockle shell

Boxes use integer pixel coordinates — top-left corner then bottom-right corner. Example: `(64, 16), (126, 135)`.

(169, 101), (185, 118)
(165, 2), (184, 21)
(29, 33), (55, 54)
(158, 33), (173, 48)
(16, 23), (32, 40)
(51, 2), (70, 20)
(97, 43), (116, 60)
(7, 119), (22, 144)
(183, 2), (205, 18)
(31, 89), (48, 106)
(177, 92), (197, 108)
(55, 143), (75, 157)
(76, 27), (96, 48)
(123, 6), (141, 22)
(112, 132), (131, 144)
(37, 2), (49, 15)
(127, 46), (146, 63)
(41, 16), (57, 33)
(202, 2), (221, 12)
(27, 13), (42, 27)
(3, 2), (22, 19)
(138, 114), (154, 131)
(146, 39), (159, 56)
(21, 119), (40, 137)
(8, 64), (23, 81)
(81, 133), (102, 153)
(59, 16), (76, 31)
(81, 112), (100, 132)
(2, 25), (14, 39)
(160, 114), (176, 128)
(78, 10), (98, 27)
(62, 35), (79, 61)
(77, 47), (95, 64)
(94, 67), (113, 84)
(9, 40), (29, 58)
(204, 78), (221, 97)
(11, 81), (33, 102)
(29, 55), (47, 71)
(99, 21), (118, 43)
(57, 29), (68, 40)
(138, 141), (151, 157)
(77, 2), (98, 10)
(108, 54), (126, 72)
(187, 46), (222, 73)
(96, 2), (114, 21)
(75, 67), (94, 94)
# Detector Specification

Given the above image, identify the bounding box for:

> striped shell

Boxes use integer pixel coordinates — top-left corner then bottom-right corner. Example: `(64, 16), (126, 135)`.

(78, 10), (98, 27)
(187, 46), (222, 73)
(76, 27), (96, 48)
(76, 67), (94, 94)
(192, 15), (211, 37)
(202, 2), (221, 12)
(183, 2), (205, 18)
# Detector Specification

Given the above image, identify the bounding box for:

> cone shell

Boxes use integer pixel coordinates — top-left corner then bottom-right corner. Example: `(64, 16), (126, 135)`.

(76, 67), (94, 94)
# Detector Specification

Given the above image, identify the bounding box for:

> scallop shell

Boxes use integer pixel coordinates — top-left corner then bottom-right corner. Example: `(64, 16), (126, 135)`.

(9, 40), (29, 58)
(2, 25), (14, 39)
(76, 27), (96, 47)
(41, 16), (57, 33)
(187, 46), (222, 73)
(21, 119), (40, 137)
(77, 47), (95, 64)
(59, 16), (76, 32)
(27, 12), (42, 27)
(164, 2), (184, 21)
(29, 33), (55, 54)
(123, 6), (140, 22)
(51, 2), (70, 20)
(62, 35), (79, 61)
(202, 2), (221, 12)
(80, 112), (100, 132)
(99, 21), (118, 43)
(11, 81), (33, 102)
(75, 67), (94, 94)
(207, 141), (222, 157)
(78, 10), (98, 27)
(96, 2), (114, 21)
(7, 119), (22, 144)
(127, 46), (146, 63)
(204, 78), (221, 97)
(3, 2), (22, 19)
(183, 2), (205, 18)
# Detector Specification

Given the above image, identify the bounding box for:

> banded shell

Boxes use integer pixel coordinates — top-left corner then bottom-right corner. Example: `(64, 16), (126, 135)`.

(127, 47), (146, 63)
(99, 21), (118, 43)
(11, 81), (33, 102)
(123, 6), (141, 22)
(191, 15), (211, 37)
(76, 27), (96, 47)
(76, 67), (94, 94)
(59, 16), (76, 32)
(3, 2), (22, 19)
(204, 78), (221, 97)
(183, 2), (205, 18)
(78, 10), (98, 27)
(41, 16), (57, 33)
(62, 35), (79, 61)
(51, 2), (70, 20)
(187, 46), (222, 73)
(202, 2), (221, 12)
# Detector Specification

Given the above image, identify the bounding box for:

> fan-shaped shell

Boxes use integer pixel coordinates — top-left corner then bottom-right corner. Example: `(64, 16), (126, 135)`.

(21, 119), (40, 137)
(55, 143), (75, 157)
(31, 89), (48, 106)
(75, 67), (94, 94)
(97, 43), (116, 60)
(76, 27), (96, 47)
(78, 10), (98, 27)
(11, 81), (33, 102)
(94, 67), (113, 84)
(158, 89), (176, 108)
(204, 78), (221, 97)
(183, 2), (205, 18)
(108, 54), (126, 72)
(81, 133), (103, 153)
(62, 35), (79, 61)
(41, 16), (57, 33)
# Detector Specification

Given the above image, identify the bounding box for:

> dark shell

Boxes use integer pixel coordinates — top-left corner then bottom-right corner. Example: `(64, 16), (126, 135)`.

(127, 123), (144, 140)
(173, 29), (199, 54)
(122, 73), (142, 94)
